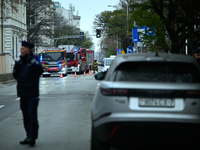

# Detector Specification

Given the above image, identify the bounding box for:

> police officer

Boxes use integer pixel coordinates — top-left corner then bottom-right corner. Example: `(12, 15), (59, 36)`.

(13, 41), (43, 146)
(194, 48), (200, 66)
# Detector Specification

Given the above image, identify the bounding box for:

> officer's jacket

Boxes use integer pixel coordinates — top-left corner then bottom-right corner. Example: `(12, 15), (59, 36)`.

(13, 52), (43, 97)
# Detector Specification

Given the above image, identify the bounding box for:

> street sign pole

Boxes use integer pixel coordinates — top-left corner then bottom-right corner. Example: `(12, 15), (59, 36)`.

(133, 21), (137, 53)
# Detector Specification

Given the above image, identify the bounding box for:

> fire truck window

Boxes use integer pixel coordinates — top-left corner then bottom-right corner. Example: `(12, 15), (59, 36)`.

(43, 52), (64, 61)
(82, 49), (86, 53)
(66, 53), (76, 61)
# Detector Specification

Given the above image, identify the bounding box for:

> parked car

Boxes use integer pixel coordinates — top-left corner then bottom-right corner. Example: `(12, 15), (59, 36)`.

(91, 52), (200, 150)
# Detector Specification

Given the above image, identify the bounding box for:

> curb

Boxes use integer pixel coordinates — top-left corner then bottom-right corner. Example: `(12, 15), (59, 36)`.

(0, 80), (16, 85)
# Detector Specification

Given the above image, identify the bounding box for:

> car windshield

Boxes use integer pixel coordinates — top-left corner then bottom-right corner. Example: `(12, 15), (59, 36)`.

(66, 53), (76, 61)
(43, 52), (64, 61)
(114, 62), (200, 83)
(105, 58), (114, 66)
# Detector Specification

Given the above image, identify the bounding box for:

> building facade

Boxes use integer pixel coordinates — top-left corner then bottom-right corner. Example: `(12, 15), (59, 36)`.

(0, 0), (27, 74)
(53, 2), (81, 29)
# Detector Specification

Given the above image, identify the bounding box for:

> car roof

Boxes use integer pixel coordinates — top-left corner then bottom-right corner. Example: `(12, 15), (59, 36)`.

(116, 52), (195, 63)
(105, 52), (200, 80)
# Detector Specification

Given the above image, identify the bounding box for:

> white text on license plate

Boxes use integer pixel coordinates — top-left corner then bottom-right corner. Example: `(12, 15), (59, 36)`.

(139, 98), (175, 107)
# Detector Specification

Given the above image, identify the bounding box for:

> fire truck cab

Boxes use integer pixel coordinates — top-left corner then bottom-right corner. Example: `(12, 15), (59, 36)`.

(66, 47), (94, 74)
(40, 49), (68, 77)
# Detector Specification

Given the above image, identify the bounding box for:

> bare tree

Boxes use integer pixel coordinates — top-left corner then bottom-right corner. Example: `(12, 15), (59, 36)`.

(26, 0), (56, 46)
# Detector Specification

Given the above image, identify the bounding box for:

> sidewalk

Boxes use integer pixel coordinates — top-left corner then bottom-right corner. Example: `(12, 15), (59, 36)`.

(0, 79), (16, 86)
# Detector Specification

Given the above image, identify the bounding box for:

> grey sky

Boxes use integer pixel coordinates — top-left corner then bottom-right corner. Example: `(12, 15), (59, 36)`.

(53, 0), (119, 51)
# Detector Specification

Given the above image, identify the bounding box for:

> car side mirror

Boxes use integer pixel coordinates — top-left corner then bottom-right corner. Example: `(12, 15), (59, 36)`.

(94, 71), (107, 80)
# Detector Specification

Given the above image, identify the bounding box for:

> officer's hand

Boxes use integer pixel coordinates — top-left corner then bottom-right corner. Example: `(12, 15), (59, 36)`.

(14, 61), (21, 71)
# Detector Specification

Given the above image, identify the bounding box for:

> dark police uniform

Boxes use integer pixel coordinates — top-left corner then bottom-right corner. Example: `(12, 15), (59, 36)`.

(13, 41), (43, 146)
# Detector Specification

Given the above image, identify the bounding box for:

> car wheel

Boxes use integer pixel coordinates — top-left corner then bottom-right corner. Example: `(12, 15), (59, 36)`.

(91, 124), (110, 150)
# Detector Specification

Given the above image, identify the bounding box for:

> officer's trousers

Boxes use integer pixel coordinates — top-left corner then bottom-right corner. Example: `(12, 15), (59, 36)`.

(20, 97), (39, 139)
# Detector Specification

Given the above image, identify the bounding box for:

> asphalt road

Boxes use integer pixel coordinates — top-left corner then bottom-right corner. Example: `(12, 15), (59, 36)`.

(1, 69), (200, 150)
(0, 72), (98, 150)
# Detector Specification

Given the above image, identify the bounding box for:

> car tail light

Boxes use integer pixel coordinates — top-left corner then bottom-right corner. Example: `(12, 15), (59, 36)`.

(100, 88), (128, 96)
(100, 88), (200, 98)
(99, 112), (111, 119)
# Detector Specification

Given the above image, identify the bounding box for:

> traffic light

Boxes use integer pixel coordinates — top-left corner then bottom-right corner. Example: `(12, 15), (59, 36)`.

(80, 32), (84, 39)
(96, 29), (101, 38)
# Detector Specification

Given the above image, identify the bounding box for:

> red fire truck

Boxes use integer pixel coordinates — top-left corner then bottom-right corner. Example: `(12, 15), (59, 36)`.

(40, 49), (68, 77)
(66, 47), (94, 74)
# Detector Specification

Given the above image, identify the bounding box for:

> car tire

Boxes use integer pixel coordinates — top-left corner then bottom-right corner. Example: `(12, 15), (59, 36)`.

(91, 123), (110, 150)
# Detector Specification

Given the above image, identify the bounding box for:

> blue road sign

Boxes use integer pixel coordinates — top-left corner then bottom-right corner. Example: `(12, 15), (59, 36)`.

(127, 46), (134, 53)
(116, 48), (122, 54)
(132, 28), (139, 42)
(132, 26), (155, 43)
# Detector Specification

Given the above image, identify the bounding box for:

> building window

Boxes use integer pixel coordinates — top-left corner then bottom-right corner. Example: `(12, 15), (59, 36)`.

(16, 37), (18, 58)
(12, 37), (14, 58)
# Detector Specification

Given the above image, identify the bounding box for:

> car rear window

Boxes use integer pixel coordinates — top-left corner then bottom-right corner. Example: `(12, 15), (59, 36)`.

(114, 62), (200, 83)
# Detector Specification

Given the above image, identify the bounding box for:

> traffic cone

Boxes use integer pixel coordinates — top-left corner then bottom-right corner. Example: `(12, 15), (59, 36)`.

(83, 71), (86, 76)
(60, 72), (63, 78)
(89, 70), (92, 75)
(74, 71), (77, 77)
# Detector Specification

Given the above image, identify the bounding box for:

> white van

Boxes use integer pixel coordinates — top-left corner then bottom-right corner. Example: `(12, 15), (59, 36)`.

(103, 57), (115, 72)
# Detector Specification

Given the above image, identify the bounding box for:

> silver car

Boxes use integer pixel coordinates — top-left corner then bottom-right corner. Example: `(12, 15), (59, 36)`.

(91, 53), (200, 150)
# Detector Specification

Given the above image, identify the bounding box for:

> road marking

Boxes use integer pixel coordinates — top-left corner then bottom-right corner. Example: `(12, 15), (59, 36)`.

(15, 98), (20, 101)
(0, 105), (5, 109)
(40, 97), (55, 99)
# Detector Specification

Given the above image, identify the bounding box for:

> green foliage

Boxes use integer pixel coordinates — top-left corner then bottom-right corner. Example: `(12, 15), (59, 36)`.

(94, 9), (131, 51)
(106, 46), (117, 57)
(129, 2), (169, 52)
(54, 25), (93, 49)
(130, 0), (200, 54)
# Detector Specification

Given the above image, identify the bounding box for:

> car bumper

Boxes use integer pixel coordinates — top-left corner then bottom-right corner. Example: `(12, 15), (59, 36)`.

(92, 112), (200, 142)
(93, 120), (200, 146)
(43, 70), (67, 75)
(94, 112), (200, 127)
(67, 67), (79, 73)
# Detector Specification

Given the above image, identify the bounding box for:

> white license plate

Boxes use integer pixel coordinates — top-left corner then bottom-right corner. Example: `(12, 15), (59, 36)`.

(139, 98), (175, 107)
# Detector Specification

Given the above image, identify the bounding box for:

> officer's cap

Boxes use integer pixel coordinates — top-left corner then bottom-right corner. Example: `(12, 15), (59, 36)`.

(194, 48), (200, 54)
(22, 41), (34, 49)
